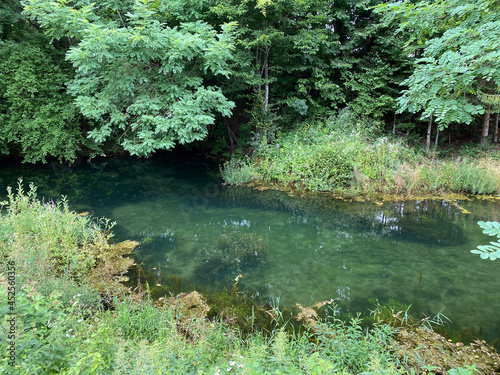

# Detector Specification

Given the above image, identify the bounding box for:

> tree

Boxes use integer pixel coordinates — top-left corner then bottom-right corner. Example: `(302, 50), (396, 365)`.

(0, 0), (88, 163)
(376, 0), (500, 145)
(0, 41), (85, 163)
(207, 0), (411, 132)
(23, 0), (236, 156)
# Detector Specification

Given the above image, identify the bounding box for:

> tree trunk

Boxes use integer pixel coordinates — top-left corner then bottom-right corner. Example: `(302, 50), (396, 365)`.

(494, 112), (499, 143)
(392, 113), (396, 135)
(263, 52), (269, 113)
(434, 126), (439, 149)
(224, 118), (236, 151)
(426, 113), (433, 152)
(480, 105), (491, 146)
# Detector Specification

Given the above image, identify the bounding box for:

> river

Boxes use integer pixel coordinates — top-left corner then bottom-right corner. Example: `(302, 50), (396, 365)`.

(1, 154), (499, 344)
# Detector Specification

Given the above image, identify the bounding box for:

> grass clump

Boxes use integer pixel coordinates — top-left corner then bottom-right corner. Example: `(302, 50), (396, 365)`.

(221, 110), (500, 197)
(220, 158), (257, 185)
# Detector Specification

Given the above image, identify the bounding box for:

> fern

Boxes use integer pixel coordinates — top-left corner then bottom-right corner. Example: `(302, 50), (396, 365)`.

(471, 221), (500, 260)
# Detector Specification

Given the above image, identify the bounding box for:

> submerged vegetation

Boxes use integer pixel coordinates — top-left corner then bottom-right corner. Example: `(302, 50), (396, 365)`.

(1, 184), (500, 374)
(199, 232), (266, 281)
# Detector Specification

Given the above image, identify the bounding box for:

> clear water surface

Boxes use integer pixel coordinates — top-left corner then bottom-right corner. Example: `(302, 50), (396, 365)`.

(1, 155), (499, 343)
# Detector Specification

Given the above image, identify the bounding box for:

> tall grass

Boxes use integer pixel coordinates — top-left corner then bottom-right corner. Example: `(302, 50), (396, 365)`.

(0, 284), (406, 374)
(0, 180), (118, 306)
(221, 111), (500, 196)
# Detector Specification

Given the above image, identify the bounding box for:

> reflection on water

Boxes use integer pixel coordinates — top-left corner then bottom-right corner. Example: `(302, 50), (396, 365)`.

(1, 155), (500, 343)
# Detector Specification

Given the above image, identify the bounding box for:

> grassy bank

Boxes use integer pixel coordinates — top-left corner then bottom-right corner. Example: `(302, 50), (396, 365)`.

(221, 111), (500, 197)
(1, 183), (499, 374)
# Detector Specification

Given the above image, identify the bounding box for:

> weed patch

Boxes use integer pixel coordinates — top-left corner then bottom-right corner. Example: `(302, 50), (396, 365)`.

(221, 111), (500, 197)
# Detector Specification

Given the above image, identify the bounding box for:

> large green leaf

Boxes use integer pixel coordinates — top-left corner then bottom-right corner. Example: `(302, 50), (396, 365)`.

(471, 221), (500, 260)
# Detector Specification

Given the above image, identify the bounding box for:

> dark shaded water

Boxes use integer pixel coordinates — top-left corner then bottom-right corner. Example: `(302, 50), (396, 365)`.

(1, 155), (500, 343)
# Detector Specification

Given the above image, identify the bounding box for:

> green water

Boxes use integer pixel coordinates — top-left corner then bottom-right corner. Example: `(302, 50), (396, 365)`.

(1, 155), (500, 343)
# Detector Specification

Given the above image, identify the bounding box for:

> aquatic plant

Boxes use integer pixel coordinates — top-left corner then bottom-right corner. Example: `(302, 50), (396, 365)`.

(199, 232), (266, 280)
(471, 221), (500, 260)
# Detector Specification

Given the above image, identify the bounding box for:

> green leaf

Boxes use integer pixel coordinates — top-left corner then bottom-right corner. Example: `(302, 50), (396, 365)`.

(23, 0), (236, 156)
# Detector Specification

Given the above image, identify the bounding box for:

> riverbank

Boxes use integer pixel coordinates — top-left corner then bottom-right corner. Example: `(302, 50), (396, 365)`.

(1, 182), (500, 373)
(221, 112), (500, 199)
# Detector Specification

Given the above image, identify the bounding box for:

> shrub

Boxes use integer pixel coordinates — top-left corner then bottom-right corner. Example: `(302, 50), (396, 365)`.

(220, 158), (256, 185)
(0, 180), (136, 303)
(0, 181), (111, 280)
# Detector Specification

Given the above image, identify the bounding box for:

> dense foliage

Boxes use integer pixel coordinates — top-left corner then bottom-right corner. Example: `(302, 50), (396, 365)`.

(222, 111), (500, 195)
(0, 0), (498, 191)
(376, 0), (500, 144)
(22, 0), (236, 156)
(3, 0), (412, 160)
(0, 0), (88, 163)
(0, 41), (85, 163)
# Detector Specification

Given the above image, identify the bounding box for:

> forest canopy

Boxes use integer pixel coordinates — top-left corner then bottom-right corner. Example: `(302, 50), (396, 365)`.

(0, 0), (498, 162)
